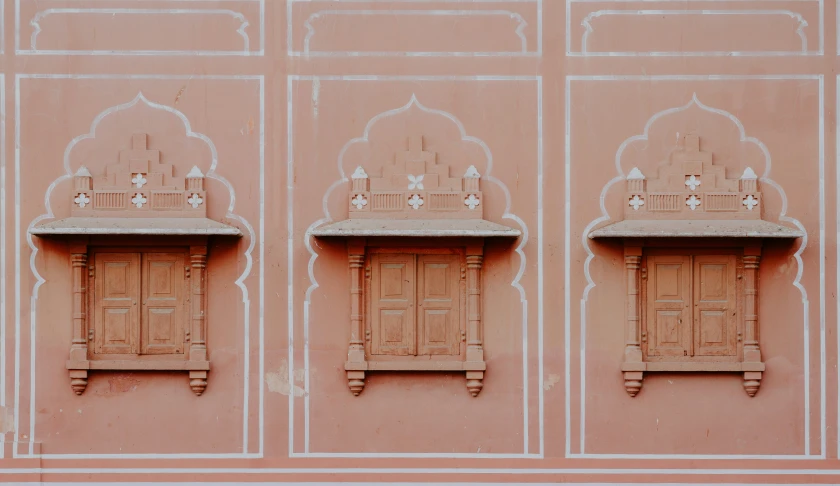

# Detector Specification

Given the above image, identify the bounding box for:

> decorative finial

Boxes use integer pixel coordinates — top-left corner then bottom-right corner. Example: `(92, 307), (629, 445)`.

(74, 166), (92, 177)
(626, 167), (645, 180)
(351, 166), (368, 179)
(186, 166), (205, 178)
(464, 165), (481, 178)
(741, 167), (758, 180)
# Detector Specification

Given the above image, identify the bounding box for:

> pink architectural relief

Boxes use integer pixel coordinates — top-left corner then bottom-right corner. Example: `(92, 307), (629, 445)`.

(347, 134), (483, 220)
(71, 133), (208, 218)
(591, 133), (802, 398)
(315, 134), (519, 397)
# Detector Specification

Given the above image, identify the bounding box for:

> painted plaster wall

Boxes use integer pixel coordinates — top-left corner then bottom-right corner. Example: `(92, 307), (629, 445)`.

(0, 0), (834, 484)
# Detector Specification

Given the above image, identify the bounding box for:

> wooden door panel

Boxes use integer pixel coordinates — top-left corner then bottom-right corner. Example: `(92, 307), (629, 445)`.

(370, 254), (416, 356)
(141, 253), (186, 355)
(94, 252), (140, 355)
(417, 255), (460, 355)
(646, 255), (691, 357)
(694, 255), (737, 356)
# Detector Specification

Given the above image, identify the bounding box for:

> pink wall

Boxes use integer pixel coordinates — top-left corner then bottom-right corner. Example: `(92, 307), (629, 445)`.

(0, 1), (835, 484)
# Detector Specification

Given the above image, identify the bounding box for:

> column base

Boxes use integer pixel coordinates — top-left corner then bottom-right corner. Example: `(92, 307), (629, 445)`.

(69, 370), (88, 395)
(347, 370), (366, 396)
(466, 371), (484, 397)
(190, 371), (208, 396)
(623, 371), (644, 397)
(743, 371), (762, 397)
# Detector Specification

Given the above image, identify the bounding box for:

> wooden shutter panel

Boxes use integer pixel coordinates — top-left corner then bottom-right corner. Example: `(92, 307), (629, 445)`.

(646, 255), (691, 357)
(417, 254), (461, 356)
(370, 254), (416, 356)
(94, 252), (140, 355)
(141, 252), (187, 355)
(693, 255), (738, 357)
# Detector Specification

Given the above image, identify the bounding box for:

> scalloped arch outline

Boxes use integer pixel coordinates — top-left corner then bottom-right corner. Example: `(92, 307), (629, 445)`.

(20, 92), (256, 452)
(297, 94), (530, 453)
(576, 93), (809, 454)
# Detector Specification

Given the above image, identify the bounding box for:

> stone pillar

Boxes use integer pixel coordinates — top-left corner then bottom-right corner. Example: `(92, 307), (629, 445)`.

(189, 245), (209, 396)
(621, 245), (645, 397)
(345, 239), (367, 395)
(464, 243), (486, 397)
(68, 248), (89, 395)
(742, 245), (763, 397)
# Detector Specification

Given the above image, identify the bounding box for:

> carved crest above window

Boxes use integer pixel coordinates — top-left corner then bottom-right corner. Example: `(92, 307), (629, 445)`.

(30, 132), (242, 396)
(589, 133), (804, 398)
(311, 134), (519, 237)
(590, 133), (802, 239)
(32, 133), (240, 236)
(348, 134), (483, 218)
(313, 134), (520, 397)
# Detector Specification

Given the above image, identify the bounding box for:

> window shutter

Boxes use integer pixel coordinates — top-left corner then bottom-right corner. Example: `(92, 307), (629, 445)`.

(646, 255), (692, 357)
(94, 252), (141, 355)
(693, 255), (738, 357)
(141, 252), (187, 355)
(417, 254), (461, 356)
(370, 253), (416, 356)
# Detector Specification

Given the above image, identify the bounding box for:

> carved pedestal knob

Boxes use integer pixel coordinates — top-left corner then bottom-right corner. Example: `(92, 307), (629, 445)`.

(69, 370), (88, 395)
(347, 371), (365, 396)
(466, 380), (483, 397)
(466, 371), (484, 397)
(624, 380), (642, 397)
(743, 371), (762, 397)
(189, 371), (208, 396)
(623, 371), (644, 397)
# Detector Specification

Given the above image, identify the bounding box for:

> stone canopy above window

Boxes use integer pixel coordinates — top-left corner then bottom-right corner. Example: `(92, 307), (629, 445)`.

(313, 134), (520, 397)
(588, 133), (804, 240)
(588, 133), (804, 398)
(30, 133), (241, 237)
(29, 133), (241, 397)
(310, 135), (520, 238)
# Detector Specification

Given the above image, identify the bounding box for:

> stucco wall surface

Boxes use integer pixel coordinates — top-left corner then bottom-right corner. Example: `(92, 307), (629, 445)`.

(0, 0), (836, 484)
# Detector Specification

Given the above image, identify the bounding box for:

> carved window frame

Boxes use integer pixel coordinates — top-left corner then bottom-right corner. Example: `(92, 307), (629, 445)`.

(65, 237), (211, 396)
(30, 133), (242, 396)
(589, 134), (803, 397)
(312, 135), (520, 397)
(344, 238), (486, 397)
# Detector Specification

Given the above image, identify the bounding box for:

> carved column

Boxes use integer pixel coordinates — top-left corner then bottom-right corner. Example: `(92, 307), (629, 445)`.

(345, 239), (367, 395)
(621, 245), (645, 397)
(188, 245), (209, 396)
(742, 245), (763, 397)
(68, 248), (89, 395)
(464, 243), (486, 397)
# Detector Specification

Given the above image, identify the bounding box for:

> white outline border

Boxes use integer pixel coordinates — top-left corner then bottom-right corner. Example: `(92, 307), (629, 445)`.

(12, 74), (265, 460)
(286, 74), (543, 458)
(564, 74), (825, 460)
(566, 0), (824, 57)
(286, 0), (542, 58)
(15, 0), (265, 56)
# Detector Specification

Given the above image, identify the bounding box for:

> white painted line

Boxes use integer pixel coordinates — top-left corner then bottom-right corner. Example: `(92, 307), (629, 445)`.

(566, 75), (824, 459)
(288, 76), (541, 457)
(16, 1), (264, 56)
(566, 0), (823, 56)
(287, 0), (542, 57)
(14, 74), (264, 459)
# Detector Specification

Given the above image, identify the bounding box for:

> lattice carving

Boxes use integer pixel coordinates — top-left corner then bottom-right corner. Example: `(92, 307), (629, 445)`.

(624, 133), (761, 220)
(348, 135), (483, 219)
(71, 133), (207, 218)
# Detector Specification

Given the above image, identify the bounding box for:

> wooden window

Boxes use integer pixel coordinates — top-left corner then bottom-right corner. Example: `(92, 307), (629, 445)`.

(93, 250), (188, 358)
(644, 254), (737, 361)
(64, 243), (210, 397)
(618, 247), (764, 398)
(368, 252), (461, 358)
